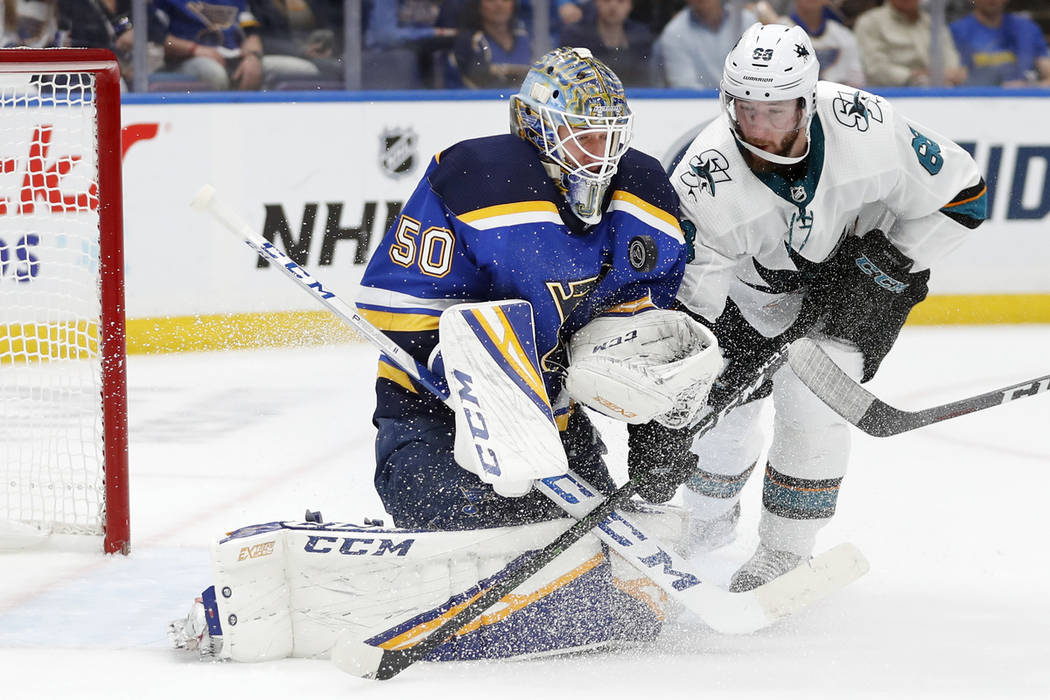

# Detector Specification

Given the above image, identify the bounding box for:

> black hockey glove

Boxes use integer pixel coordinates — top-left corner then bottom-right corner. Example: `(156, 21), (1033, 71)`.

(808, 230), (929, 382)
(627, 420), (698, 504)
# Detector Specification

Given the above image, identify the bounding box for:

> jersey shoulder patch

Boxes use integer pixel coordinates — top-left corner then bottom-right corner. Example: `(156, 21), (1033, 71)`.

(671, 120), (741, 204)
(817, 81), (890, 136)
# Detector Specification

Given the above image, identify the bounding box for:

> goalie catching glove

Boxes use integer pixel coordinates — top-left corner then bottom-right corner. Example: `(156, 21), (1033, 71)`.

(565, 308), (724, 429)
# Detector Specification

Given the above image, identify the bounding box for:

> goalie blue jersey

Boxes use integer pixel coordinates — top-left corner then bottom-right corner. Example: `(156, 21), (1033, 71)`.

(357, 134), (687, 426)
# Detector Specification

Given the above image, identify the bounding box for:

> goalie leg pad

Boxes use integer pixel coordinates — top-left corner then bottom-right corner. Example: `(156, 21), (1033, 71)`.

(205, 518), (668, 663)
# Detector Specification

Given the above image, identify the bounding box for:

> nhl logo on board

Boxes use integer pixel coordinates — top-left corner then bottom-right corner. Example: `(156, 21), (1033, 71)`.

(379, 127), (418, 179)
(628, 235), (658, 272)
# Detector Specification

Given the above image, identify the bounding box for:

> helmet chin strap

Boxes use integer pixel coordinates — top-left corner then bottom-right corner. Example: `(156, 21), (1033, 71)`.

(736, 129), (811, 166)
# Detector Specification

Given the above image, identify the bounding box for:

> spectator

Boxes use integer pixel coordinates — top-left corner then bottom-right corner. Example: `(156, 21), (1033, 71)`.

(14, 0), (57, 47)
(950, 0), (1050, 87)
(249, 0), (343, 87)
(365, 0), (453, 48)
(55, 1), (167, 88)
(2, 0), (17, 46)
(363, 1), (456, 88)
(946, 0), (973, 23)
(752, 0), (844, 26)
(756, 0), (865, 87)
(559, 0), (656, 86)
(655, 0), (758, 89)
(154, 0), (264, 90)
(448, 0), (532, 89)
(440, 0), (577, 38)
(854, 0), (967, 86)
(556, 0), (591, 30)
(834, 0), (879, 28)
(623, 1), (686, 37)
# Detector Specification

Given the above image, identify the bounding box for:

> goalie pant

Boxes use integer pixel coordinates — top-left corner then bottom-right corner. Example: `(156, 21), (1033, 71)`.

(376, 399), (615, 529)
(190, 514), (687, 662)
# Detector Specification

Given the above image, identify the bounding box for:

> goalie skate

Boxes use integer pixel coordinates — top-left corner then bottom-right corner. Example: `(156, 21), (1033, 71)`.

(168, 595), (223, 659)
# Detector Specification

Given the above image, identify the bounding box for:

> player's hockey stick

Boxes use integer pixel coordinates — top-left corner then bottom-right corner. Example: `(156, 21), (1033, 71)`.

(192, 185), (868, 677)
(789, 337), (1050, 437)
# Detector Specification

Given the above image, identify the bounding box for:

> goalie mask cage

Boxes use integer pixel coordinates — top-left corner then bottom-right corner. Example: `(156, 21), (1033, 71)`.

(0, 49), (129, 554)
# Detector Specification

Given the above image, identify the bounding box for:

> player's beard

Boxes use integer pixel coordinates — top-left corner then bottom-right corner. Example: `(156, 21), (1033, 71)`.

(744, 128), (808, 173)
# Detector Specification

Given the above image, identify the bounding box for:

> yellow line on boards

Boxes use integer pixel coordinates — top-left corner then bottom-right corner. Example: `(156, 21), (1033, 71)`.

(124, 311), (358, 354)
(6, 295), (1036, 359)
(908, 294), (1050, 325)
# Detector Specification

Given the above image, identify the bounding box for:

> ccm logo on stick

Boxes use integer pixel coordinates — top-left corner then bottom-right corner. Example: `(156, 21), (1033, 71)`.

(1002, 377), (1050, 403)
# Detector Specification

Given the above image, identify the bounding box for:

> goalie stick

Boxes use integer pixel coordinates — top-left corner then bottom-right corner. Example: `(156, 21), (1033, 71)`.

(789, 338), (1050, 437)
(191, 185), (868, 678)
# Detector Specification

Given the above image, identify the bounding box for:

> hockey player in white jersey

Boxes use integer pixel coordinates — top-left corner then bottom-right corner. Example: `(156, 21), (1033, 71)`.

(627, 23), (987, 591)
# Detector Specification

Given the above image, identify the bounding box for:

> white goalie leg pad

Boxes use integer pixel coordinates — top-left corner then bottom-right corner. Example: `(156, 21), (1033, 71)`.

(208, 504), (692, 663)
(565, 308), (724, 428)
(439, 300), (568, 497)
(209, 519), (615, 662)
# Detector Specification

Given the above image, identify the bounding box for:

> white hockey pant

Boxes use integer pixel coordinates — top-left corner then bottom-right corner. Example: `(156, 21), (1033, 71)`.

(685, 337), (864, 556)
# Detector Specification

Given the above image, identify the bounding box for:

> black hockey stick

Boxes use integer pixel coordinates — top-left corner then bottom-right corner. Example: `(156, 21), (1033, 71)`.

(333, 341), (797, 680)
(788, 337), (1050, 437)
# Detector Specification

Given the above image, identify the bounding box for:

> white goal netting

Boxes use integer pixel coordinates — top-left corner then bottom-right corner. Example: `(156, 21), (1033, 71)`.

(0, 70), (107, 537)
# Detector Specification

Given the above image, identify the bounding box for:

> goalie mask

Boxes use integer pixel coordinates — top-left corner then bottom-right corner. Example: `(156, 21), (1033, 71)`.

(511, 47), (633, 225)
(721, 23), (819, 166)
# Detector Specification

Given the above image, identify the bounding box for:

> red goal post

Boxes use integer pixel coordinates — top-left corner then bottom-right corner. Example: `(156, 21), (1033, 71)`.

(0, 49), (129, 554)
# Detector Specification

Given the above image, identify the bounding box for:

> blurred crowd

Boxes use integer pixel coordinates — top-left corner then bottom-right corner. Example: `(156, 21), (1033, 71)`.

(3, 0), (1049, 92)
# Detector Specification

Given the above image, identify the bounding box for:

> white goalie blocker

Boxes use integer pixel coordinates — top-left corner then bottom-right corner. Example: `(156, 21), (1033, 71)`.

(565, 308), (725, 428)
(439, 300), (568, 497)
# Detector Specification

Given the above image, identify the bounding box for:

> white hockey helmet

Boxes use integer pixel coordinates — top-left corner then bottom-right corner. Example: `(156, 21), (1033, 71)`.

(511, 47), (633, 225)
(720, 23), (820, 165)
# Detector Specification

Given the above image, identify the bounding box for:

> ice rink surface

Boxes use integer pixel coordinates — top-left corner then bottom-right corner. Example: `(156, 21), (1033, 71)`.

(2, 325), (1049, 699)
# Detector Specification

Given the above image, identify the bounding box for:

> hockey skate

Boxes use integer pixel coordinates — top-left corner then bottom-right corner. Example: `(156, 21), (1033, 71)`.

(168, 595), (223, 659)
(729, 543), (804, 592)
(683, 502), (740, 556)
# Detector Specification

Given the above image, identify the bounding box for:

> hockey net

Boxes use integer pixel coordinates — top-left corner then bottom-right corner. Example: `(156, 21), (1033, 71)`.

(0, 49), (128, 553)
